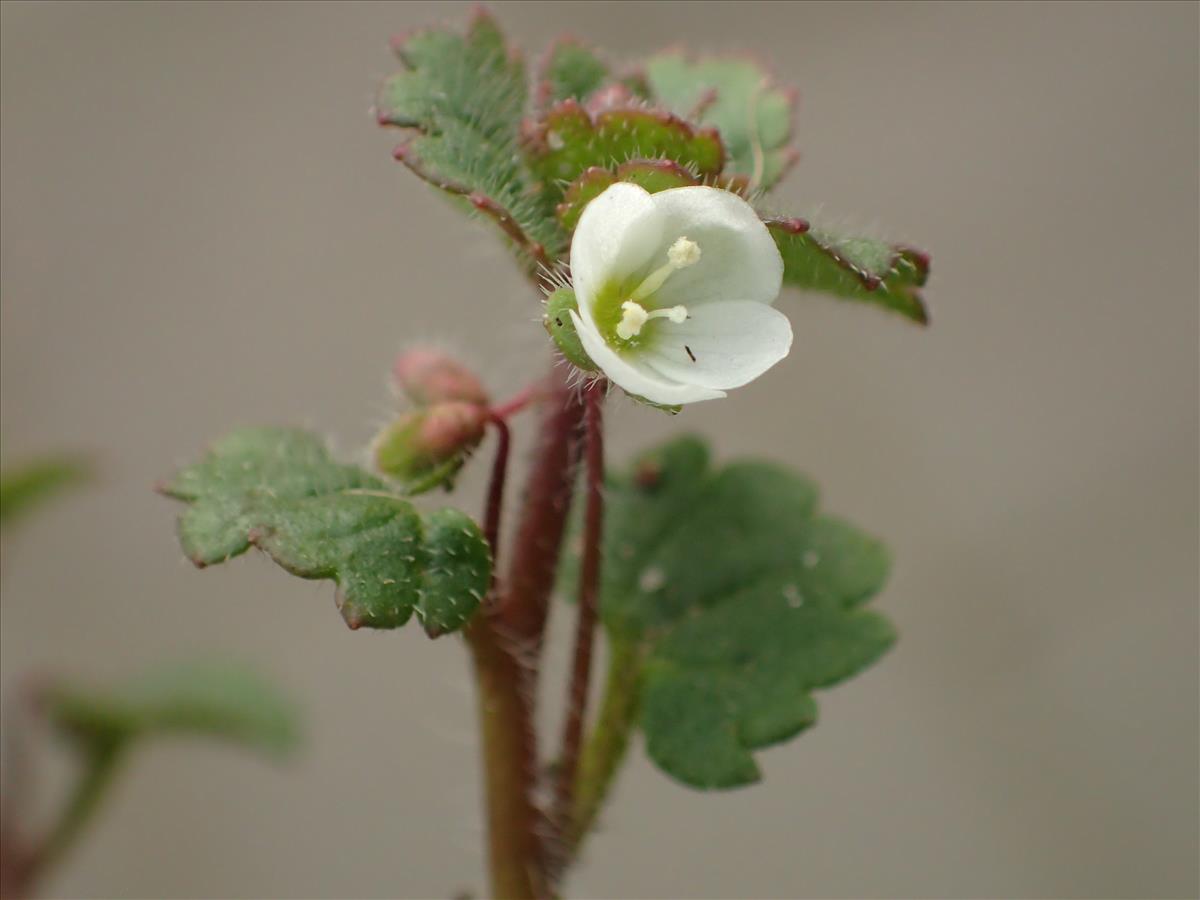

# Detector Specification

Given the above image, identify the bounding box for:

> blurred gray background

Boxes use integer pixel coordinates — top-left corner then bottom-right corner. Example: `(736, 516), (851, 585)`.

(2, 1), (1197, 898)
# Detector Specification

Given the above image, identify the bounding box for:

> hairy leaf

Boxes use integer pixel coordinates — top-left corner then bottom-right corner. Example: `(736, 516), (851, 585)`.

(646, 53), (797, 191)
(523, 101), (725, 194)
(46, 660), (300, 758)
(159, 428), (489, 635)
(769, 218), (931, 324)
(565, 436), (894, 789)
(0, 455), (92, 527)
(379, 10), (562, 261)
(556, 159), (703, 232)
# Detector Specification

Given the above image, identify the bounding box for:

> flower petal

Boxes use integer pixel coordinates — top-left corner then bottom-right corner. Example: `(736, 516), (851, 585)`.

(570, 183), (665, 325)
(646, 186), (783, 309)
(570, 310), (726, 405)
(641, 300), (793, 390)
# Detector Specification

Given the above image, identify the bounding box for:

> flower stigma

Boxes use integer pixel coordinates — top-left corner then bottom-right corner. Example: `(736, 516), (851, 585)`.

(614, 236), (700, 341)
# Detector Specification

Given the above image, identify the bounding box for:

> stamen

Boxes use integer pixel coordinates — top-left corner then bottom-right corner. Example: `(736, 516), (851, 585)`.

(616, 300), (689, 340)
(616, 300), (648, 340)
(668, 236), (702, 268)
(631, 236), (702, 301)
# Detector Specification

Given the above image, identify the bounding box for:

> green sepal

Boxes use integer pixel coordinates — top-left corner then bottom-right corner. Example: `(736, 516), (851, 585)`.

(562, 436), (895, 789)
(543, 287), (596, 371)
(769, 218), (930, 324)
(371, 405), (486, 497)
(523, 100), (725, 193)
(371, 414), (462, 496)
(625, 394), (682, 416)
(45, 660), (300, 759)
(646, 52), (797, 191)
(159, 428), (490, 635)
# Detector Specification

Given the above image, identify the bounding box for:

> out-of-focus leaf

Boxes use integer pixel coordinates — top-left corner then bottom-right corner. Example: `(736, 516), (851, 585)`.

(0, 456), (92, 528)
(46, 660), (301, 759)
(646, 53), (797, 191)
(537, 38), (609, 108)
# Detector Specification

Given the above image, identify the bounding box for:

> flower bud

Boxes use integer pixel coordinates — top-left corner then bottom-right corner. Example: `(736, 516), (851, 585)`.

(392, 348), (489, 407)
(371, 401), (488, 494)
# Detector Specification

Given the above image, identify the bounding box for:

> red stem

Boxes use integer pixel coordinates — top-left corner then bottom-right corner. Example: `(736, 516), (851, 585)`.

(481, 415), (511, 572)
(551, 380), (605, 859)
(490, 385), (539, 422)
(465, 620), (547, 899)
(495, 366), (586, 650)
(466, 362), (587, 899)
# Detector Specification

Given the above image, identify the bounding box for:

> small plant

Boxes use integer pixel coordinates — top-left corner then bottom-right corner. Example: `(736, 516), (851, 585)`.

(157, 9), (930, 898)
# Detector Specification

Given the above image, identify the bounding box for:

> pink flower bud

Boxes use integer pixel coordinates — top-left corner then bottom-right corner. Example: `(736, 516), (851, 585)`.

(371, 401), (488, 494)
(392, 348), (489, 407)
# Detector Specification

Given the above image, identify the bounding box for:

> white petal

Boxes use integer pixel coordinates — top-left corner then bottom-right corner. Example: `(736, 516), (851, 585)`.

(570, 310), (725, 405)
(570, 183), (664, 326)
(646, 186), (783, 309)
(641, 300), (793, 390)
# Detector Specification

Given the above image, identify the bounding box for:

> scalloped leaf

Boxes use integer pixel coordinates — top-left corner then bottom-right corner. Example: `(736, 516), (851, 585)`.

(646, 52), (797, 191)
(768, 218), (930, 324)
(378, 10), (562, 262)
(555, 158), (749, 234)
(159, 428), (489, 635)
(556, 159), (698, 231)
(523, 100), (725, 193)
(46, 660), (300, 759)
(564, 436), (894, 789)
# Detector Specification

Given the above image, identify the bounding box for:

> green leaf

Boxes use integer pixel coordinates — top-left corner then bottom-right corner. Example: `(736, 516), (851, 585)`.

(566, 436), (895, 789)
(45, 660), (300, 759)
(769, 218), (931, 324)
(523, 101), (725, 193)
(556, 159), (704, 232)
(378, 10), (562, 261)
(646, 53), (797, 191)
(537, 38), (609, 108)
(0, 455), (92, 527)
(159, 428), (490, 635)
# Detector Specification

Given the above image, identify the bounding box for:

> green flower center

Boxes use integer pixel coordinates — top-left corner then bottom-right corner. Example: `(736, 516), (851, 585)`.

(590, 237), (700, 349)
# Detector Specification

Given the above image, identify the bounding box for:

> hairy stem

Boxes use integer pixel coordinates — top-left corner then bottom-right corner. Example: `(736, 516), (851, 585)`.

(570, 640), (644, 856)
(551, 382), (605, 868)
(496, 365), (586, 650)
(468, 362), (586, 899)
(466, 622), (546, 900)
(554, 384), (609, 830)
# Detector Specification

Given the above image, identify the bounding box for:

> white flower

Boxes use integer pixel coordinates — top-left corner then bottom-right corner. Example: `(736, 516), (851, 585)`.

(568, 182), (791, 405)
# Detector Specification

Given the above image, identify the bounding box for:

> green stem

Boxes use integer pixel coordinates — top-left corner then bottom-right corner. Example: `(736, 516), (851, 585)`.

(569, 639), (644, 855)
(29, 739), (125, 884)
